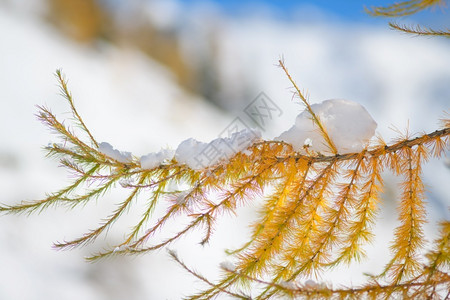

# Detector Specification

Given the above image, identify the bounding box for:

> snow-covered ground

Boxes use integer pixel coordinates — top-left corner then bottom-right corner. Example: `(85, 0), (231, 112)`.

(0, 2), (449, 299)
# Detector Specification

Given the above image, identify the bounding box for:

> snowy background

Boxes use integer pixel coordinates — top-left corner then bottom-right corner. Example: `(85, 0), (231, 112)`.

(0, 0), (449, 299)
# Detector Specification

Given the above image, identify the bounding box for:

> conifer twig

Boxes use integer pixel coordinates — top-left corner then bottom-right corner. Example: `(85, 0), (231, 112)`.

(278, 59), (338, 154)
(389, 22), (450, 37)
(55, 69), (99, 148)
(365, 0), (444, 17)
(168, 250), (251, 300)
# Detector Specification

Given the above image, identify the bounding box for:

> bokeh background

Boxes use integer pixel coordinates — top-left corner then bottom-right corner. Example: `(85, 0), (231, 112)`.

(0, 0), (449, 299)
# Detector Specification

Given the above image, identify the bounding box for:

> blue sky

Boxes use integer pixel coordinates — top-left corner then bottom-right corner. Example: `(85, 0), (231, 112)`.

(177, 0), (449, 25)
(178, 0), (394, 18)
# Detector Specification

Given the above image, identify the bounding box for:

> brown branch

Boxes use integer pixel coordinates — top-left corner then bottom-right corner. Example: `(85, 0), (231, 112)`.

(275, 127), (450, 164)
(389, 22), (450, 37)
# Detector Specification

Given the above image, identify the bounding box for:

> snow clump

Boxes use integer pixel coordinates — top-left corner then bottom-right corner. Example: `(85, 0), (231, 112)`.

(102, 99), (375, 170)
(279, 280), (298, 290)
(138, 128), (261, 171)
(99, 142), (133, 163)
(140, 148), (175, 169)
(276, 99), (377, 154)
(174, 128), (261, 170)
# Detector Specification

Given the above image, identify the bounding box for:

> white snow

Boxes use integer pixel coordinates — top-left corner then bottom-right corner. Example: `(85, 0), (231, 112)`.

(112, 245), (127, 253)
(140, 148), (174, 169)
(174, 128), (261, 170)
(276, 99), (377, 154)
(139, 128), (261, 170)
(98, 142), (132, 163)
(303, 137), (313, 148)
(112, 127), (261, 170)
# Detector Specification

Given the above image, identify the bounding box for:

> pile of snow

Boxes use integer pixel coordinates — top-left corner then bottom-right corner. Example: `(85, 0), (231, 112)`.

(140, 148), (175, 169)
(276, 99), (377, 154)
(98, 142), (132, 163)
(174, 128), (261, 170)
(102, 128), (262, 171)
(108, 99), (377, 170)
(140, 128), (261, 171)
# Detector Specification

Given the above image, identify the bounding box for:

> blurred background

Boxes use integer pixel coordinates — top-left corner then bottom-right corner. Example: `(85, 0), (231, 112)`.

(0, 0), (449, 299)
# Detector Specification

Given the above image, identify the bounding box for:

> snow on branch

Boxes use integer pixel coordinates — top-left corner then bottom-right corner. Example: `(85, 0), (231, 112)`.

(0, 64), (449, 299)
